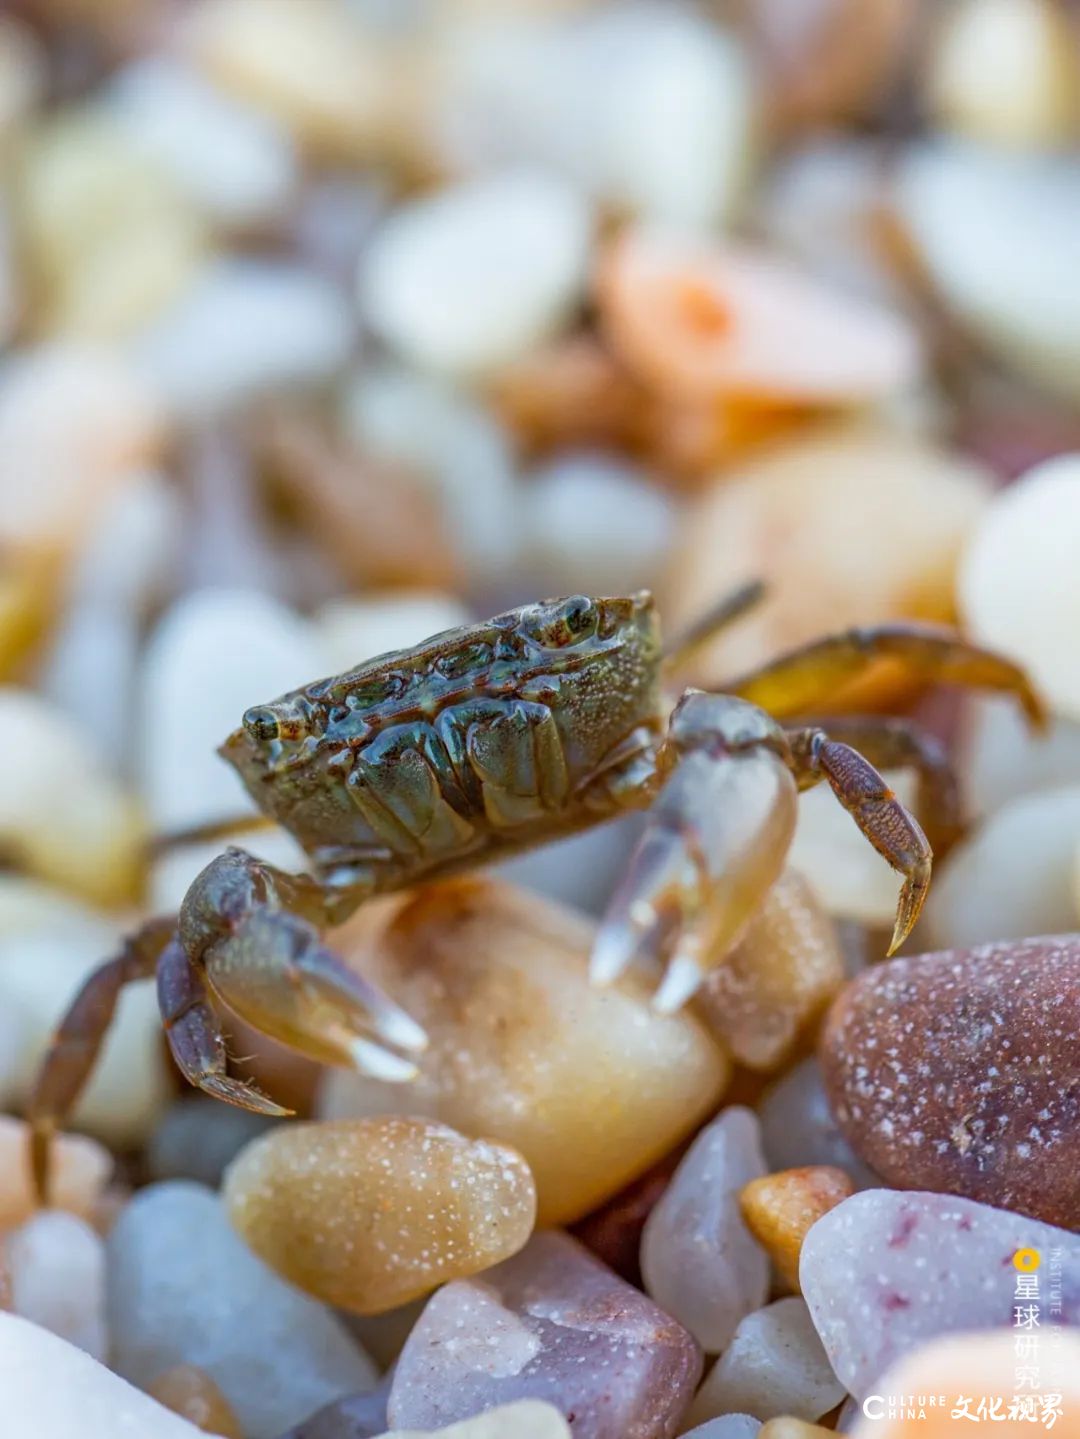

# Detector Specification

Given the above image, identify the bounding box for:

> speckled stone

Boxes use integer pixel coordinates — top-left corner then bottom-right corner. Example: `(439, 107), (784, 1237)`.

(800, 1188), (1080, 1399)
(388, 1231), (702, 1438)
(821, 936), (1080, 1228)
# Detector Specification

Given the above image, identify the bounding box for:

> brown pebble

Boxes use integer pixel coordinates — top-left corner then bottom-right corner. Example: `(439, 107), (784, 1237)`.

(739, 1165), (854, 1292)
(148, 1365), (243, 1437)
(821, 935), (1080, 1229)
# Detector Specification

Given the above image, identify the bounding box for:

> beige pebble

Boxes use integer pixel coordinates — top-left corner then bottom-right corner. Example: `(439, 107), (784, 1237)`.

(224, 1117), (537, 1316)
(384, 1401), (571, 1439)
(959, 453), (1080, 720)
(759, 1422), (835, 1439)
(739, 1166), (854, 1292)
(16, 111), (205, 338)
(321, 878), (729, 1225)
(925, 0), (1080, 149)
(7, 1210), (107, 1360)
(0, 1115), (111, 1230)
(664, 426), (992, 701)
(0, 688), (145, 907)
(694, 869), (844, 1071)
(148, 1366), (244, 1438)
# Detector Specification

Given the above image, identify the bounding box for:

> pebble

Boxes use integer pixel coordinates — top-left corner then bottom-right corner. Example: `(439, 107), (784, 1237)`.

(0, 1115), (111, 1229)
(315, 593), (474, 676)
(756, 1060), (880, 1189)
(277, 1374), (392, 1439)
(925, 785), (1080, 948)
(822, 935), (1080, 1227)
(105, 57), (297, 228)
(138, 587), (320, 832)
(681, 1419), (760, 1439)
(519, 452), (678, 595)
(897, 142), (1080, 403)
(17, 110), (206, 338)
(134, 259), (353, 421)
(382, 1404), (572, 1439)
(344, 365), (517, 585)
(107, 1180), (377, 1438)
(147, 1367), (243, 1438)
(759, 1425), (832, 1439)
(598, 229), (920, 405)
(960, 694), (1080, 820)
(0, 342), (162, 553)
(571, 1153), (683, 1288)
(847, 1328), (1080, 1437)
(224, 1117), (537, 1316)
(388, 1230), (702, 1438)
(664, 427), (992, 696)
(925, 0), (1080, 149)
(799, 1188), (1080, 1399)
(686, 1299), (845, 1428)
(320, 878), (728, 1226)
(959, 453), (1080, 719)
(739, 1167), (855, 1293)
(694, 870), (845, 1072)
(359, 171), (592, 378)
(494, 820), (638, 917)
(0, 1311), (208, 1438)
(6, 1211), (107, 1360)
(147, 1097), (282, 1188)
(0, 16), (45, 143)
(640, 1108), (770, 1353)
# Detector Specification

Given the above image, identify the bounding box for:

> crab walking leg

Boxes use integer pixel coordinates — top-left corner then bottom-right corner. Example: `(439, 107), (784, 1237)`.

(28, 916), (176, 1204)
(179, 848), (428, 1087)
(792, 713), (964, 856)
(662, 578), (766, 672)
(725, 622), (1047, 729)
(788, 727), (932, 955)
(591, 692), (799, 1013)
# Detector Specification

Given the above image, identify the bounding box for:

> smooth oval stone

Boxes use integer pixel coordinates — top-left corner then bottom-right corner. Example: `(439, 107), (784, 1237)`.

(321, 879), (728, 1226)
(7, 1210), (107, 1360)
(821, 936), (1080, 1227)
(107, 1181), (376, 1438)
(739, 1167), (854, 1293)
(388, 1231), (702, 1439)
(640, 1107), (770, 1353)
(686, 1298), (845, 1427)
(799, 1188), (1080, 1399)
(0, 1311), (206, 1438)
(384, 1404), (572, 1439)
(147, 1366), (243, 1438)
(225, 1117), (537, 1316)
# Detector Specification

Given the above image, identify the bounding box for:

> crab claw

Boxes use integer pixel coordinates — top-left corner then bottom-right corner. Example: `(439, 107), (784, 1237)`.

(591, 735), (799, 1012)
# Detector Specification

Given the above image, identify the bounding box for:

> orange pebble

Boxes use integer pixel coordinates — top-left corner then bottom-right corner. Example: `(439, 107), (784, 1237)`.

(851, 1329), (1080, 1437)
(148, 1365), (243, 1437)
(739, 1165), (854, 1292)
(597, 227), (920, 406)
(0, 1115), (111, 1230)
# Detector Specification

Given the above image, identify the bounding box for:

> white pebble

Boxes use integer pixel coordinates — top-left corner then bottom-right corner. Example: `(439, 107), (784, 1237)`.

(314, 592), (474, 673)
(133, 259), (353, 421)
(360, 171), (592, 376)
(107, 1181), (376, 1438)
(687, 1298), (845, 1427)
(150, 827), (308, 914)
(106, 57), (297, 227)
(925, 783), (1080, 949)
(641, 1107), (769, 1353)
(681, 1419), (760, 1439)
(520, 453), (678, 595)
(0, 1311), (206, 1438)
(898, 142), (1080, 402)
(345, 366), (517, 582)
(960, 694), (1080, 819)
(138, 588), (322, 831)
(7, 1211), (108, 1361)
(959, 452), (1080, 719)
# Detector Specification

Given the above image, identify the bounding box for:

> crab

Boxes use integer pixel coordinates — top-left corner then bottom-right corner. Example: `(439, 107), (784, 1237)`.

(28, 585), (1044, 1199)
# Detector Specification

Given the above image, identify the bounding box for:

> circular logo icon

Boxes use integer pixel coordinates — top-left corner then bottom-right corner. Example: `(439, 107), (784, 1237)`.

(1013, 1248), (1041, 1271)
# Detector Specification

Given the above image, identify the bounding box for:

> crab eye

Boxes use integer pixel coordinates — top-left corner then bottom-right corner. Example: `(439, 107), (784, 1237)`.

(563, 597), (595, 635)
(243, 707), (280, 743)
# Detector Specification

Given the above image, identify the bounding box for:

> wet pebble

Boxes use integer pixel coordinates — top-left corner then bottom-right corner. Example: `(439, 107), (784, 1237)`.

(641, 1107), (770, 1353)
(0, 1311), (208, 1438)
(224, 1117), (537, 1315)
(388, 1231), (702, 1438)
(687, 1298), (845, 1428)
(757, 1059), (880, 1188)
(822, 936), (1080, 1227)
(107, 1180), (376, 1437)
(321, 879), (728, 1226)
(799, 1188), (1080, 1398)
(6, 1211), (107, 1360)
(360, 172), (592, 377)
